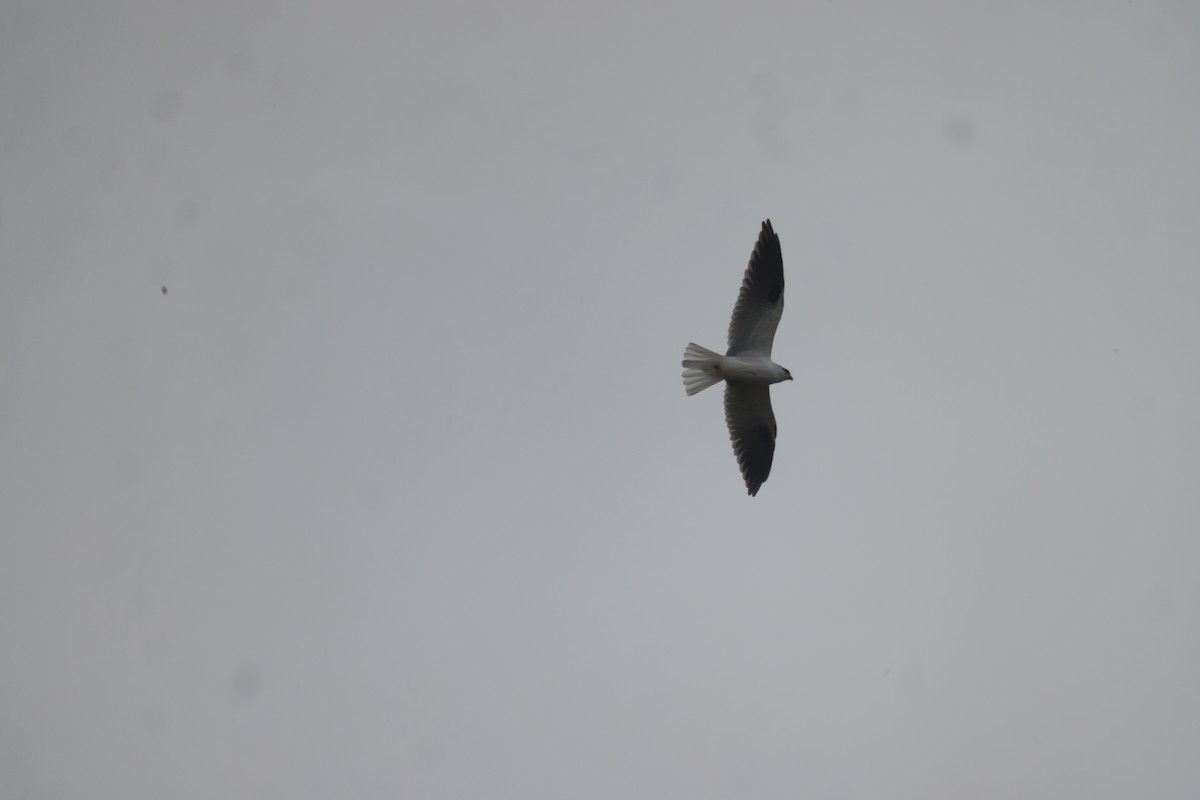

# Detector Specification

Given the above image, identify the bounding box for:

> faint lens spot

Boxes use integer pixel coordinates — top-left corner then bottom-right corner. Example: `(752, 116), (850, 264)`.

(747, 70), (779, 98)
(161, 285), (168, 296)
(897, 665), (927, 693)
(172, 199), (200, 230)
(1160, 0), (1195, 22)
(360, 481), (383, 510)
(9, 5), (47, 41)
(63, 124), (90, 156)
(974, 585), (1006, 617)
(750, 106), (792, 159)
(943, 114), (975, 147)
(569, 141), (610, 166)
(651, 167), (680, 196)
(230, 662), (263, 705)
(226, 48), (254, 78)
(1124, 385), (1157, 421)
(1142, 584), (1176, 620)
(151, 89), (180, 122)
(114, 451), (141, 484)
(716, 765), (759, 798)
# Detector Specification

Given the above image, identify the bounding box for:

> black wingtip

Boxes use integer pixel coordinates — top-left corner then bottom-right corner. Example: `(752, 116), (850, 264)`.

(757, 219), (780, 252)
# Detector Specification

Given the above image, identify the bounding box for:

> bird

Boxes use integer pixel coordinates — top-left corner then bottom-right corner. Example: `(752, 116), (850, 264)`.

(682, 220), (792, 496)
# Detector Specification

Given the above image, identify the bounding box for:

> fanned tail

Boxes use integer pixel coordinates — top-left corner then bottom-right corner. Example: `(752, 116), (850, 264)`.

(681, 342), (725, 396)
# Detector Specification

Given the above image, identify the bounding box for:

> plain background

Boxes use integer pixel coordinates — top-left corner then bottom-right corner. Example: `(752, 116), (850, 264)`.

(2, 2), (1199, 798)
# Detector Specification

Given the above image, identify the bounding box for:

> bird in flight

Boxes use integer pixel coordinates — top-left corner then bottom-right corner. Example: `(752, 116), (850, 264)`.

(682, 220), (792, 496)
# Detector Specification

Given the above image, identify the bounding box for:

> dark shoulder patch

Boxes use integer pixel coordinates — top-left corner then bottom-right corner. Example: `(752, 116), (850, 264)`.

(767, 283), (782, 303)
(757, 424), (774, 444)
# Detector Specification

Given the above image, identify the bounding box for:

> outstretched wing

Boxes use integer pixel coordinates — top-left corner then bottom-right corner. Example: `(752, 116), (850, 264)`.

(724, 382), (777, 496)
(727, 219), (785, 356)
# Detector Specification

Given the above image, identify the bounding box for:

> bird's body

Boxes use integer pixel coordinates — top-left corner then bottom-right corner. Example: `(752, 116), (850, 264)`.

(682, 220), (792, 496)
(697, 353), (791, 384)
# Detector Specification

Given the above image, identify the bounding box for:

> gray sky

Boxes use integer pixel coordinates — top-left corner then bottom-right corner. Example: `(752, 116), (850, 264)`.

(2, 2), (1199, 798)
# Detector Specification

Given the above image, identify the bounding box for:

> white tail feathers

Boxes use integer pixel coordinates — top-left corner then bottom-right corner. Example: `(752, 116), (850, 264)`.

(681, 342), (725, 395)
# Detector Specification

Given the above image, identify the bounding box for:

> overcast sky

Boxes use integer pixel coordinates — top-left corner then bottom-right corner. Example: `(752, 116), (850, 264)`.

(2, 2), (1199, 798)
